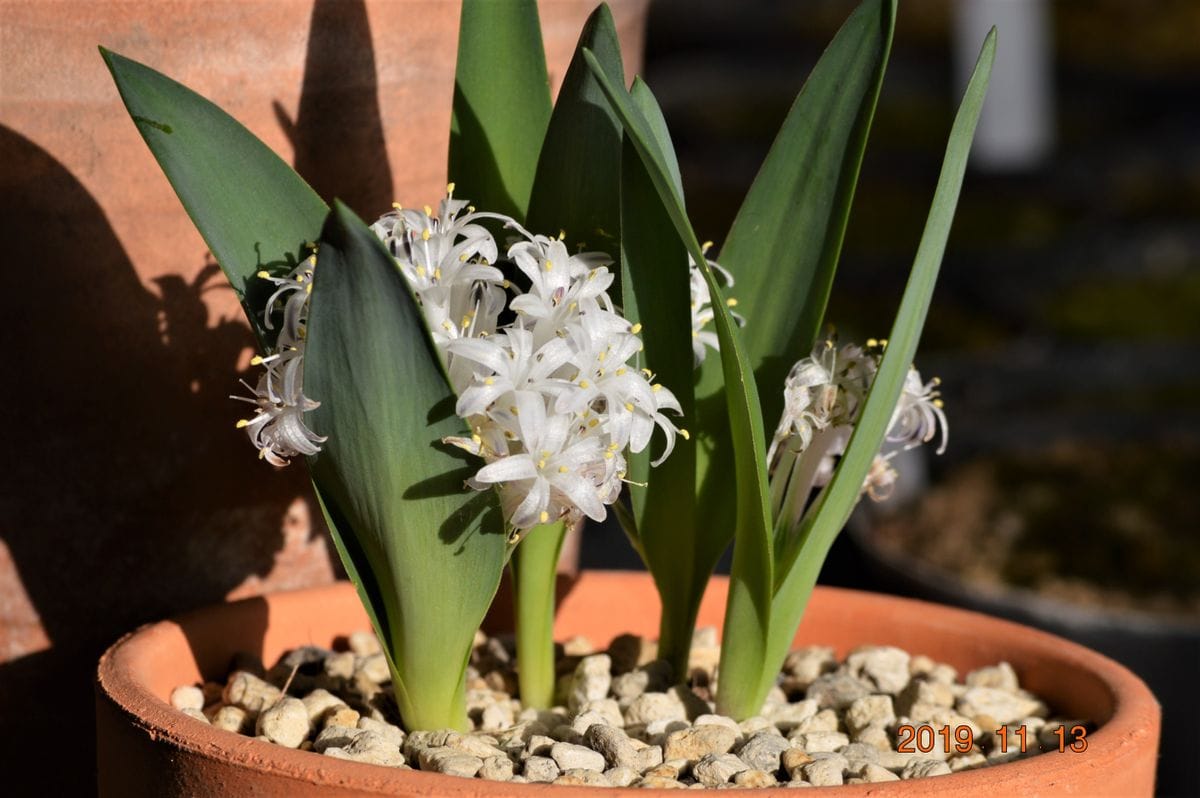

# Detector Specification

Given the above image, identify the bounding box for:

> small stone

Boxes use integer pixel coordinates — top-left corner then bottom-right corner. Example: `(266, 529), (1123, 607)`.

(845, 646), (911, 695)
(949, 751), (987, 772)
(792, 708), (839, 735)
(605, 765), (639, 786)
(348, 630), (381, 656)
(663, 724), (738, 762)
(737, 732), (792, 772)
(966, 662), (1019, 691)
(325, 731), (405, 767)
(805, 673), (870, 710)
(323, 651), (355, 679)
(638, 775), (687, 789)
(802, 754), (847, 787)
(767, 700), (818, 733)
(181, 707), (209, 723)
(895, 679), (956, 716)
(418, 747), (484, 777)
(280, 645), (329, 671)
(734, 768), (778, 787)
(523, 755), (560, 782)
(355, 653), (390, 684)
(783, 647), (836, 689)
(223, 671), (282, 713)
(403, 728), (454, 758)
(957, 687), (1042, 725)
(693, 753), (749, 786)
(256, 697), (309, 748)
(478, 755), (515, 781)
(480, 702), (515, 731)
(555, 769), (610, 786)
(325, 706), (361, 729)
(852, 725), (892, 751)
(171, 685), (204, 712)
(837, 742), (880, 769)
(550, 741), (606, 772)
(567, 653), (612, 712)
(356, 716), (403, 747)
(694, 714), (741, 733)
(210, 705), (252, 734)
(781, 747), (814, 779)
(634, 745), (664, 772)
(738, 715), (778, 736)
(313, 724), (363, 753)
(562, 635), (595, 657)
(549, 723), (583, 744)
(845, 695), (895, 733)
(792, 730), (849, 754)
(524, 733), (556, 758)
(445, 732), (506, 760)
(299, 688), (342, 724)
(585, 724), (639, 769)
(625, 692), (687, 725)
(644, 759), (684, 779)
(901, 759), (952, 779)
(857, 763), (900, 782)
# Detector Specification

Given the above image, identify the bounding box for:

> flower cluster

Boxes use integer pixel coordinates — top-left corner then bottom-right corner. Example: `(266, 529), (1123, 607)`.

(768, 336), (947, 516)
(236, 188), (683, 535)
(232, 254), (326, 466)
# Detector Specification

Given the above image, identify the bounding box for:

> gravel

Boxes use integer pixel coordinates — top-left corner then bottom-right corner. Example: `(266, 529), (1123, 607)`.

(175, 627), (1089, 788)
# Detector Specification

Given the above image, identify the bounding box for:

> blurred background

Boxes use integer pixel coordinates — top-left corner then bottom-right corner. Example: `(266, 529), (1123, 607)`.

(2, 0), (1196, 794)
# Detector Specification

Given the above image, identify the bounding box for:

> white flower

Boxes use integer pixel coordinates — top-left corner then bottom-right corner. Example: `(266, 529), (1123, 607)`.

(232, 254), (326, 466)
(767, 335), (948, 519)
(689, 245), (742, 365)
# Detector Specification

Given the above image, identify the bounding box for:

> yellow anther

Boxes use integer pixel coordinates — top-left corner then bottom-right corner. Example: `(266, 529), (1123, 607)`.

(305, 283), (312, 294)
(544, 259), (554, 271)
(423, 204), (434, 216)
(250, 355), (264, 366)
(588, 418), (599, 428)
(460, 253), (469, 262)
(461, 315), (471, 328)
(256, 270), (271, 279)
(932, 376), (942, 386)
(468, 205), (476, 213)
(568, 301), (578, 311)
(702, 241), (714, 253)
(587, 269), (598, 280)
(509, 406), (519, 415)
(598, 351), (607, 362)
(680, 429), (691, 440)
(421, 229), (431, 241)
(235, 419), (250, 429)
(559, 465), (569, 474)
(502, 280), (511, 289)
(604, 451), (614, 460)
(471, 433), (482, 445)
(484, 377), (495, 386)
(446, 181), (456, 194)
(597, 369), (605, 377)
(392, 201), (403, 210)
(641, 368), (652, 378)
(652, 384), (662, 392)
(867, 338), (878, 347)
(616, 368), (627, 376)
(416, 266), (426, 278)
(540, 510), (550, 523)
(726, 297), (738, 307)
(624, 402), (635, 412)
(692, 331), (700, 338)
(608, 442), (619, 451)
(442, 320), (452, 330)
(880, 338), (889, 347)
(537, 459), (547, 469)
(558, 229), (567, 240)
(630, 323), (643, 334)
(434, 267), (442, 280)
(579, 380), (590, 389)
(933, 399), (945, 408)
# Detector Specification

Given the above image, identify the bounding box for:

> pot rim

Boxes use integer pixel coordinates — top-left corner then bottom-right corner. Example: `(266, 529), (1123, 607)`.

(97, 572), (1160, 795)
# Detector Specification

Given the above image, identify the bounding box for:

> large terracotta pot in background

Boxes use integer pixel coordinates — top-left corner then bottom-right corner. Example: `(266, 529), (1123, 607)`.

(97, 572), (1160, 796)
(0, 2), (646, 792)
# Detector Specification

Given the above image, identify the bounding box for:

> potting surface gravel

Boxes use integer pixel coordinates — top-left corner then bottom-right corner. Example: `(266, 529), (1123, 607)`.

(171, 628), (1091, 788)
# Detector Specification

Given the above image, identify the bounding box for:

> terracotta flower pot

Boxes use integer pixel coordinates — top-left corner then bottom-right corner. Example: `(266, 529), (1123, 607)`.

(96, 572), (1160, 796)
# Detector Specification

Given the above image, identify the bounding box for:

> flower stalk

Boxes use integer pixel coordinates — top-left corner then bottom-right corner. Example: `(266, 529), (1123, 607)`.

(510, 520), (568, 709)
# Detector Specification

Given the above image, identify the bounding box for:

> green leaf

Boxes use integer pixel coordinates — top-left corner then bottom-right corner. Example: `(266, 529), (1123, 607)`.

(526, 5), (625, 282)
(100, 47), (328, 348)
(618, 79), (699, 675)
(766, 28), (997, 685)
(305, 202), (509, 731)
(450, 0), (552, 219)
(584, 50), (774, 699)
(696, 0), (896, 523)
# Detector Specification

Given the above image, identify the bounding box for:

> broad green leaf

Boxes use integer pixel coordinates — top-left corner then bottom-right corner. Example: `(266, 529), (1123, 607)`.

(306, 202), (508, 731)
(694, 0), (896, 532)
(765, 30), (997, 689)
(450, 0), (552, 219)
(100, 47), (327, 347)
(618, 79), (698, 674)
(584, 50), (774, 700)
(526, 5), (625, 286)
